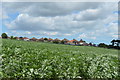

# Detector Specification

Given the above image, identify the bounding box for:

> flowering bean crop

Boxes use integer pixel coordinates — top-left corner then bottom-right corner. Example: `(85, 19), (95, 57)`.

(0, 39), (119, 79)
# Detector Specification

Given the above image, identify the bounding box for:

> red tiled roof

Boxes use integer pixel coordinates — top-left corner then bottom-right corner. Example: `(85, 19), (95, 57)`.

(23, 37), (29, 39)
(68, 40), (74, 43)
(31, 37), (37, 40)
(68, 39), (78, 43)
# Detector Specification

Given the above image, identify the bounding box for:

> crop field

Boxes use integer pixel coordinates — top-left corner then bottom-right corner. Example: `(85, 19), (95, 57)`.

(0, 39), (119, 79)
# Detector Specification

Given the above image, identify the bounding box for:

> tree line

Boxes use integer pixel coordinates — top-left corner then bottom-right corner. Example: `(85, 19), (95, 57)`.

(1, 33), (120, 49)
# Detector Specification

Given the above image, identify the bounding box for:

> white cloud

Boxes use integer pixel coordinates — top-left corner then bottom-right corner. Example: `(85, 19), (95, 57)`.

(2, 2), (118, 41)
(78, 33), (96, 40)
(43, 32), (58, 36)
(25, 31), (31, 34)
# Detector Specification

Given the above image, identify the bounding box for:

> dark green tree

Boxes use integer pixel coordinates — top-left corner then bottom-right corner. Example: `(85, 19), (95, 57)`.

(53, 38), (60, 44)
(61, 38), (69, 44)
(44, 38), (48, 40)
(111, 39), (115, 46)
(10, 36), (14, 39)
(98, 43), (108, 48)
(1, 33), (8, 39)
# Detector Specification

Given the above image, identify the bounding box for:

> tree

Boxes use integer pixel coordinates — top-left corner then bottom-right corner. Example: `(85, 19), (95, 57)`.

(98, 43), (108, 48)
(19, 37), (23, 40)
(10, 36), (14, 39)
(14, 37), (18, 40)
(116, 40), (120, 47)
(44, 38), (48, 40)
(111, 39), (115, 46)
(53, 38), (61, 44)
(89, 42), (92, 46)
(73, 39), (78, 45)
(1, 33), (8, 39)
(61, 38), (69, 44)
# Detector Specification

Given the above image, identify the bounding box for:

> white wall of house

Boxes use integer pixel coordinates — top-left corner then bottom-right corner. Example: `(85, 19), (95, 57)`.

(24, 39), (29, 41)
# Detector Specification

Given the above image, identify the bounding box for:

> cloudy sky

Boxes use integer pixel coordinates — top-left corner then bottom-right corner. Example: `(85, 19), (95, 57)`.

(1, 2), (118, 44)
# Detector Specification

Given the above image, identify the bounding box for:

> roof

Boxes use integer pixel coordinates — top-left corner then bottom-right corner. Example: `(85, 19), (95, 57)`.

(68, 40), (74, 43)
(68, 39), (78, 43)
(48, 38), (53, 40)
(31, 37), (37, 40)
(54, 38), (61, 41)
(23, 37), (29, 39)
(62, 38), (69, 41)
(14, 37), (19, 39)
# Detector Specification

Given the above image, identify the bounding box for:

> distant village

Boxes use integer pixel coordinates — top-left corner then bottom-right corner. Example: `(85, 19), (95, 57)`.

(0, 36), (95, 46)
(1, 33), (120, 49)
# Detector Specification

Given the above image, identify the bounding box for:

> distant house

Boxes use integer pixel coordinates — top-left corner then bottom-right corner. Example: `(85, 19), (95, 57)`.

(48, 38), (53, 42)
(61, 38), (69, 44)
(15, 37), (20, 40)
(38, 38), (44, 42)
(53, 38), (61, 44)
(0, 37), (2, 39)
(78, 39), (88, 46)
(30, 37), (37, 41)
(67, 39), (79, 45)
(23, 37), (29, 41)
(19, 37), (24, 40)
(88, 42), (93, 46)
(7, 37), (10, 39)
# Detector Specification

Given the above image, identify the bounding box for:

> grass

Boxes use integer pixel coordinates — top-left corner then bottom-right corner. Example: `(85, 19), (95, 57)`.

(1, 39), (119, 79)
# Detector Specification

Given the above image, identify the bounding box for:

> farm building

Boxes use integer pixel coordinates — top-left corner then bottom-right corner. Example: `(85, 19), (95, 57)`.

(78, 39), (88, 46)
(30, 37), (38, 41)
(38, 38), (46, 42)
(53, 38), (61, 43)
(14, 37), (20, 40)
(23, 37), (30, 41)
(61, 38), (69, 44)
(67, 39), (79, 45)
(48, 38), (53, 42)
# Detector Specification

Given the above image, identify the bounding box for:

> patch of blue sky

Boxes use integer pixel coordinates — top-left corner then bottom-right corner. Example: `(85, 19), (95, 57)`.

(104, 21), (118, 27)
(2, 24), (8, 33)
(72, 10), (80, 14)
(2, 12), (19, 33)
(112, 21), (118, 23)
(94, 36), (112, 45)
(0, 20), (2, 35)
(118, 20), (120, 24)
(104, 23), (109, 27)
(113, 11), (118, 13)
(6, 12), (19, 22)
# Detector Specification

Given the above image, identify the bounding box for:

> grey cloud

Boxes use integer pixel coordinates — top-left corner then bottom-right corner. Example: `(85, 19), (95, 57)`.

(3, 2), (118, 39)
(3, 2), (102, 17)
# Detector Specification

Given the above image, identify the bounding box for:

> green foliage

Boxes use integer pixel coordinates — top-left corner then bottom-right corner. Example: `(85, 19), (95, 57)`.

(44, 38), (48, 40)
(61, 40), (65, 44)
(1, 33), (8, 39)
(98, 43), (108, 48)
(53, 40), (59, 44)
(53, 40), (60, 44)
(10, 36), (14, 39)
(1, 39), (119, 79)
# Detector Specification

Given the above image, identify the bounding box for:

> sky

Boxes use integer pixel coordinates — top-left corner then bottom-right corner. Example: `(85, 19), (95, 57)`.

(1, 1), (119, 45)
